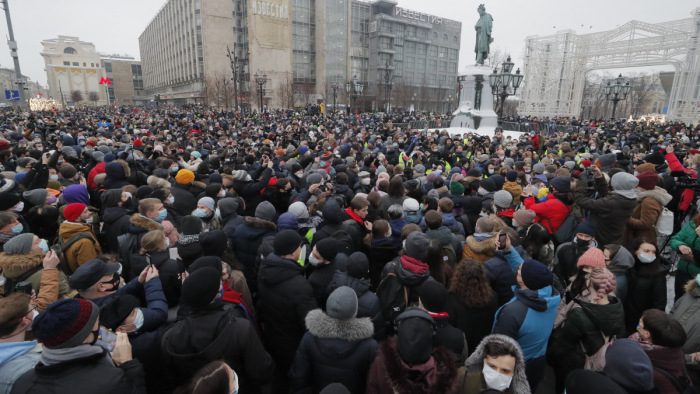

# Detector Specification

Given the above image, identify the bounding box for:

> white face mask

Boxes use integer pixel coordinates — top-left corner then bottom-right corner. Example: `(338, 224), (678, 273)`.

(85, 217), (94, 224)
(14, 202), (24, 212)
(308, 253), (321, 267)
(296, 172), (304, 178)
(362, 178), (371, 185)
(482, 363), (513, 391)
(638, 253), (656, 264)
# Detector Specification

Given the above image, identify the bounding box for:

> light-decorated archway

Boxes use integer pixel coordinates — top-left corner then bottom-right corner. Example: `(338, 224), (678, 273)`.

(519, 8), (700, 123)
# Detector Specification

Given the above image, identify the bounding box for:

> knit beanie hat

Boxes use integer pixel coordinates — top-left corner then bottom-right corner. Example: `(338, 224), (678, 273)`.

(575, 221), (596, 237)
(604, 339), (655, 392)
(288, 201), (309, 219)
(182, 267), (221, 309)
(611, 172), (639, 191)
(315, 238), (338, 262)
(580, 159), (592, 168)
(577, 247), (606, 269)
(306, 173), (323, 185)
(505, 170), (518, 182)
(175, 169), (195, 184)
(419, 280), (448, 312)
(549, 176), (571, 193)
(396, 308), (434, 364)
(520, 259), (553, 290)
(63, 203), (87, 222)
(99, 295), (141, 330)
(277, 212), (299, 231)
(346, 252), (369, 279)
(198, 197), (215, 211)
(425, 172), (437, 184)
(217, 197), (238, 218)
(60, 164), (77, 180)
(565, 370), (627, 394)
(273, 229), (302, 256)
(255, 201), (277, 222)
(467, 168), (482, 178)
(480, 178), (498, 193)
(404, 232), (430, 260)
(199, 231), (228, 257)
(233, 170), (248, 181)
(22, 189), (48, 207)
(533, 163), (545, 174)
(319, 383), (352, 394)
(4, 233), (35, 255)
(450, 181), (465, 196)
(636, 172), (658, 191)
(513, 210), (536, 227)
(180, 215), (203, 235)
(0, 192), (20, 211)
(32, 298), (99, 349)
(634, 163), (656, 174)
(493, 190), (513, 209)
(326, 286), (358, 320)
(490, 175), (505, 191)
(596, 153), (617, 168)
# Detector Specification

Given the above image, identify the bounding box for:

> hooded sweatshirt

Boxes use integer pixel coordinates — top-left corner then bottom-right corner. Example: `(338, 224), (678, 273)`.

(0, 341), (41, 393)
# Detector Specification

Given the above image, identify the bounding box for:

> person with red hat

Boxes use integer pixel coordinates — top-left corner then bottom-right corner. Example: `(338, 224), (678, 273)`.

(57, 203), (102, 273)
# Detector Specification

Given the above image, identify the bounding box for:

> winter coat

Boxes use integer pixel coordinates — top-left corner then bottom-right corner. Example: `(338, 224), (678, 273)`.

(221, 212), (245, 248)
(24, 206), (59, 242)
(130, 250), (184, 307)
(101, 206), (133, 253)
(161, 304), (273, 390)
(462, 236), (496, 262)
(432, 315), (468, 364)
(670, 220), (700, 277)
(0, 341), (40, 394)
(232, 217), (277, 293)
(289, 309), (378, 394)
(461, 334), (530, 394)
(327, 270), (385, 340)
(366, 239), (400, 290)
(625, 256), (670, 334)
(483, 248), (527, 307)
(0, 252), (72, 300)
(552, 240), (598, 287)
(523, 195), (572, 234)
(670, 280), (700, 354)
(233, 168), (273, 216)
(257, 253), (318, 371)
(503, 181), (523, 206)
(575, 177), (638, 247)
(365, 339), (459, 394)
(57, 222), (101, 273)
(607, 246), (636, 305)
(169, 183), (203, 217)
(308, 257), (347, 307)
(127, 214), (163, 249)
(548, 297), (626, 387)
(379, 195), (407, 215)
(427, 226), (463, 258)
(623, 188), (672, 247)
(10, 349), (146, 394)
(635, 339), (690, 394)
(445, 290), (499, 355)
(332, 184), (355, 205)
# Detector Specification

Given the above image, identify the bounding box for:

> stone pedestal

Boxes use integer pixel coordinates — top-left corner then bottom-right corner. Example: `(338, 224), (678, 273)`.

(450, 65), (498, 132)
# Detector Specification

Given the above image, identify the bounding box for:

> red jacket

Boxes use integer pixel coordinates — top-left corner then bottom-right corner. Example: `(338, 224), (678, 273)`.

(665, 152), (696, 211)
(87, 162), (106, 190)
(523, 196), (571, 234)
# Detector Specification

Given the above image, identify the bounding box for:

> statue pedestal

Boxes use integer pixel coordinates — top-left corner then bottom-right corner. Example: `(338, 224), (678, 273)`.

(449, 65), (498, 132)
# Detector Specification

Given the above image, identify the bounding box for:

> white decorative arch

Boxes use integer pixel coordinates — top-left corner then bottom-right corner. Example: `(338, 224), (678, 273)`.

(519, 8), (700, 123)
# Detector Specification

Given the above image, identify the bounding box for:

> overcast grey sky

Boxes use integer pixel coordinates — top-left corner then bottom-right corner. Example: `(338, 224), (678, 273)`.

(0, 0), (697, 86)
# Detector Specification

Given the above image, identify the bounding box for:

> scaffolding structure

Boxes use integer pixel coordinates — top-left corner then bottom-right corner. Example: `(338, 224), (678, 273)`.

(519, 8), (700, 123)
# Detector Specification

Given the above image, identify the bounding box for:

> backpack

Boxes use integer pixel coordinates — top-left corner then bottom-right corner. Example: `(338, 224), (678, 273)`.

(54, 233), (97, 274)
(117, 232), (139, 281)
(441, 243), (458, 268)
(2, 264), (43, 296)
(654, 367), (695, 394)
(547, 204), (582, 245)
(581, 331), (612, 371)
(376, 263), (409, 334)
(325, 226), (355, 255)
(656, 207), (674, 236)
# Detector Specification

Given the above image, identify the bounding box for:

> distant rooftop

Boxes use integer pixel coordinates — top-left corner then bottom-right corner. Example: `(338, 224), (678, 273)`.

(99, 53), (136, 61)
(42, 36), (94, 46)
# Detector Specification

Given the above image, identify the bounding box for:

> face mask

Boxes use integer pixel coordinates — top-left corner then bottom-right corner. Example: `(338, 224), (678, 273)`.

(85, 217), (94, 224)
(525, 170), (531, 174)
(232, 371), (239, 394)
(11, 223), (23, 235)
(166, 238), (170, 248)
(215, 209), (222, 218)
(14, 202), (24, 212)
(488, 169), (494, 175)
(575, 237), (589, 248)
(308, 253), (321, 267)
(50, 175), (59, 181)
(167, 196), (175, 205)
(482, 363), (512, 391)
(638, 253), (656, 263)
(132, 309), (144, 330)
(39, 239), (49, 254)
(246, 175), (252, 182)
(218, 190), (226, 198)
(171, 166), (179, 173)
(89, 328), (100, 346)
(696, 274), (700, 287)
(361, 178), (371, 185)
(296, 172), (303, 178)
(157, 209), (167, 222)
(195, 208), (209, 218)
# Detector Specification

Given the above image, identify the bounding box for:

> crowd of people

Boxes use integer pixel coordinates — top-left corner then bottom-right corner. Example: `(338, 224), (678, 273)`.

(0, 105), (699, 394)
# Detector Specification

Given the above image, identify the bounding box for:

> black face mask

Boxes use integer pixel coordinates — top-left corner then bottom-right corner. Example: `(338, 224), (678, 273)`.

(89, 328), (99, 346)
(100, 273), (120, 292)
(575, 237), (590, 248)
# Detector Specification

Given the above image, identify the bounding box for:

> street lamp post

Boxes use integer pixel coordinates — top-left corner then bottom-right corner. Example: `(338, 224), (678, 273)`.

(226, 45), (239, 111)
(382, 61), (393, 113)
(345, 75), (363, 115)
(331, 81), (340, 114)
(254, 73), (267, 112)
(488, 56), (524, 120)
(605, 73), (631, 120)
(446, 95), (453, 115)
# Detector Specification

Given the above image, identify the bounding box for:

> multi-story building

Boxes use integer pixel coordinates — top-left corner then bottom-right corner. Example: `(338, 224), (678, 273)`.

(40, 36), (108, 106)
(100, 55), (145, 105)
(0, 68), (47, 106)
(139, 0), (461, 111)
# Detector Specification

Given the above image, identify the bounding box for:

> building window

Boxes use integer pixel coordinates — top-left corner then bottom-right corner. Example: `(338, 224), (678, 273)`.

(64, 47), (77, 54)
(83, 62), (86, 67)
(63, 61), (70, 66)
(72, 62), (78, 66)
(439, 61), (446, 72)
(104, 62), (112, 72)
(428, 74), (436, 84)
(428, 45), (437, 57)
(443, 34), (448, 40)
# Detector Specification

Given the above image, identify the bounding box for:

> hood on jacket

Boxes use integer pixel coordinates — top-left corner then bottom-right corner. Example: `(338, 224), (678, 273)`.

(147, 175), (171, 190)
(405, 212), (423, 225)
(395, 256), (430, 287)
(0, 341), (39, 367)
(0, 252), (44, 279)
(379, 338), (458, 394)
(305, 309), (374, 342)
(259, 253), (303, 286)
(128, 213), (162, 233)
(328, 270), (371, 298)
(513, 285), (560, 312)
(102, 206), (132, 225)
(609, 245), (635, 270)
(321, 198), (345, 224)
(465, 334), (530, 394)
(465, 236), (496, 255)
(426, 226), (455, 246)
(440, 213), (460, 231)
(58, 222), (93, 240)
(576, 297), (625, 337)
(241, 216), (277, 231)
(637, 187), (673, 207)
(105, 161), (127, 180)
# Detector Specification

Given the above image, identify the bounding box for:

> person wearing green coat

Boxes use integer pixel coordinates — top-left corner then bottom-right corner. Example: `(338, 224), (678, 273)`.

(547, 268), (625, 393)
(670, 215), (700, 301)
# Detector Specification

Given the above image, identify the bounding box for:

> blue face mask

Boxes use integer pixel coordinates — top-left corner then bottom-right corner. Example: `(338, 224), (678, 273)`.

(215, 209), (221, 218)
(50, 175), (59, 181)
(195, 208), (208, 218)
(696, 274), (700, 287)
(157, 209), (167, 221)
(171, 166), (179, 173)
(166, 238), (170, 248)
(11, 223), (23, 235)
(217, 282), (224, 300)
(39, 239), (49, 254)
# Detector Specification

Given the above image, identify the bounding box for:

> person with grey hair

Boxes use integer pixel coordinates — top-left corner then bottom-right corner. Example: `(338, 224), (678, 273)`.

(386, 204), (406, 245)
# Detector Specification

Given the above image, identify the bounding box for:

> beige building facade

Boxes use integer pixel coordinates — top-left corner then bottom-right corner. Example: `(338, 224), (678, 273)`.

(100, 55), (144, 106)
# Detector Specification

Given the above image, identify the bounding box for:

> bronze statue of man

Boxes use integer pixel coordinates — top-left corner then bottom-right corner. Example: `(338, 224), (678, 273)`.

(475, 4), (493, 65)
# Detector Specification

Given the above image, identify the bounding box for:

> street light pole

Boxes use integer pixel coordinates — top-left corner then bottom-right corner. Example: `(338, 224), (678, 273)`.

(382, 61), (393, 113)
(345, 75), (362, 115)
(254, 73), (267, 113)
(488, 56), (524, 120)
(226, 45), (239, 111)
(331, 81), (339, 114)
(1, 0), (26, 109)
(605, 73), (631, 120)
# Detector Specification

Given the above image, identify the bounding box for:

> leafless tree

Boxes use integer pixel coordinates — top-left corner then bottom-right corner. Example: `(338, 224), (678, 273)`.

(88, 91), (99, 106)
(487, 46), (508, 70)
(276, 74), (295, 109)
(626, 73), (659, 118)
(70, 90), (83, 105)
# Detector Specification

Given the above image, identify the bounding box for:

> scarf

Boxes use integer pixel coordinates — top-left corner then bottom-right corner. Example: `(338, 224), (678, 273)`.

(40, 344), (106, 366)
(473, 232), (493, 242)
(400, 255), (429, 274)
(178, 234), (199, 245)
(345, 207), (364, 225)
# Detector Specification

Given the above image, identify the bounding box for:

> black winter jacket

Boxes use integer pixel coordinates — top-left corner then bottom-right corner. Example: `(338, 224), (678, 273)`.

(233, 168), (272, 216)
(232, 217), (277, 293)
(130, 250), (185, 307)
(444, 290), (499, 354)
(101, 206), (133, 253)
(575, 176), (638, 247)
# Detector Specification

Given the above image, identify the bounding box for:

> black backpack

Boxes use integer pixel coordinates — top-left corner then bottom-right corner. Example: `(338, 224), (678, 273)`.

(376, 262), (409, 335)
(654, 367), (696, 394)
(323, 226), (355, 255)
(2, 264), (43, 296)
(545, 203), (582, 245)
(117, 232), (139, 281)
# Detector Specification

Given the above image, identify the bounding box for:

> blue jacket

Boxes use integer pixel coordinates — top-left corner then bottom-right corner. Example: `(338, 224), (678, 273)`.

(0, 341), (41, 394)
(491, 251), (561, 361)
